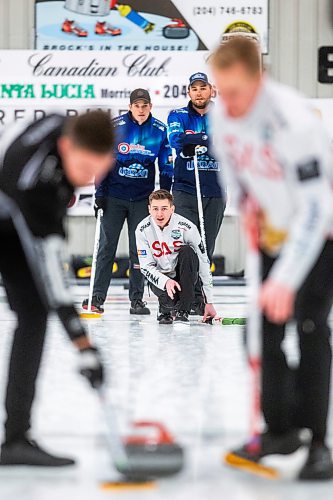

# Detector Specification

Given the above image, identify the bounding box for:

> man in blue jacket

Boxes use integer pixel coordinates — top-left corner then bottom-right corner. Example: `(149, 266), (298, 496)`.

(168, 73), (226, 314)
(82, 89), (173, 314)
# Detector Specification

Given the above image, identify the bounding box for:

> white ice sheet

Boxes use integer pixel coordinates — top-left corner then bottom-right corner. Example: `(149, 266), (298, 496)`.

(0, 284), (332, 500)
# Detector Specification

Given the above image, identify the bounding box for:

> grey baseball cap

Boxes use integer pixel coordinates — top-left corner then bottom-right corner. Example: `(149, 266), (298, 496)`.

(130, 88), (151, 104)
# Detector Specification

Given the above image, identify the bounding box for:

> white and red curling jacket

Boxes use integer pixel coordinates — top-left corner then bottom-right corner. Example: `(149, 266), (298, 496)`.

(135, 213), (213, 303)
(211, 78), (333, 291)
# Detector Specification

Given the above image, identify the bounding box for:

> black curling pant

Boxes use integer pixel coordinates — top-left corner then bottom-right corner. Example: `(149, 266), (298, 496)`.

(93, 196), (149, 302)
(173, 191), (226, 303)
(151, 245), (199, 313)
(173, 191), (226, 262)
(260, 241), (333, 441)
(0, 220), (48, 443)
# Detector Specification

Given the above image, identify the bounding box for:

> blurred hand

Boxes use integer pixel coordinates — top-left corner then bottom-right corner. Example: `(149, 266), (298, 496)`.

(182, 133), (209, 157)
(259, 279), (295, 324)
(79, 346), (104, 389)
(94, 197), (106, 218)
(165, 279), (181, 299)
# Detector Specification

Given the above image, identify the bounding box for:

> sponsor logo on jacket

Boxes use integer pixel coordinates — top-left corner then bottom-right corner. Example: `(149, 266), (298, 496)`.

(153, 122), (165, 132)
(139, 221), (151, 232)
(178, 221), (191, 230)
(119, 163), (148, 179)
(186, 159), (220, 171)
(118, 142), (153, 156)
(137, 249), (147, 256)
(168, 121), (180, 130)
(224, 135), (283, 180)
(152, 240), (183, 258)
(141, 268), (159, 285)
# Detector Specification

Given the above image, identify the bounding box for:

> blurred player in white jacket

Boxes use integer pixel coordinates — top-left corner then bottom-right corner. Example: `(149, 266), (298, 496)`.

(210, 37), (333, 480)
(136, 190), (216, 324)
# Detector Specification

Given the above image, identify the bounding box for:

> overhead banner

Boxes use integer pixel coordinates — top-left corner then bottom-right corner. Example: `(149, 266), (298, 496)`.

(35, 0), (269, 53)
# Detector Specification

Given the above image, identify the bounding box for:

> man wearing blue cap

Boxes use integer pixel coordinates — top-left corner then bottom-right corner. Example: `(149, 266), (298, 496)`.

(167, 73), (226, 314)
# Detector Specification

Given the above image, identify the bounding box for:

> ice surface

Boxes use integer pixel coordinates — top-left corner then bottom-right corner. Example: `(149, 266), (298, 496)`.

(0, 284), (332, 500)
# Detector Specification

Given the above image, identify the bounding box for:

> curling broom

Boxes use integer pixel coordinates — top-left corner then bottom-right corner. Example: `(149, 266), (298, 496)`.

(80, 209), (103, 319)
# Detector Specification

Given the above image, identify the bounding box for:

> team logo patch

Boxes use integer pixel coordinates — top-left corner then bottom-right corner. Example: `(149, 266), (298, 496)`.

(171, 229), (181, 240)
(137, 249), (147, 256)
(118, 142), (130, 154)
(297, 160), (320, 181)
(186, 159), (220, 172)
(191, 72), (207, 81)
(119, 163), (148, 179)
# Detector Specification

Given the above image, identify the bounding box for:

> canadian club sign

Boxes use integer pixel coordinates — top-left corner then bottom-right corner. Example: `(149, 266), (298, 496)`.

(0, 50), (208, 107)
(28, 52), (172, 78)
(0, 49), (210, 127)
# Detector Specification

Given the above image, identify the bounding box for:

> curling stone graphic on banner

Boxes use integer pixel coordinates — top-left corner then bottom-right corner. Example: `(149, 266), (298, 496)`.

(163, 18), (189, 39)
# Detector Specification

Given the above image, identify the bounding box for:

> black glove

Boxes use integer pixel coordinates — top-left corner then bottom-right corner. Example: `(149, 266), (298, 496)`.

(182, 133), (209, 157)
(94, 197), (106, 218)
(79, 346), (104, 389)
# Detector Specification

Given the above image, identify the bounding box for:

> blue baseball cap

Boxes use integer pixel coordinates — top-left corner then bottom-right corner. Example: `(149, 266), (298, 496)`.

(189, 72), (209, 86)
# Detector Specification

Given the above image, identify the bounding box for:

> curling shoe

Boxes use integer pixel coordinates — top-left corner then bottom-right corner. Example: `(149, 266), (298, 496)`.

(0, 437), (75, 467)
(299, 444), (333, 480)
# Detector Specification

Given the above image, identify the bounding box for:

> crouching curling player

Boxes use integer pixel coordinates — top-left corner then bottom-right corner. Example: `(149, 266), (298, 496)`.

(135, 189), (217, 324)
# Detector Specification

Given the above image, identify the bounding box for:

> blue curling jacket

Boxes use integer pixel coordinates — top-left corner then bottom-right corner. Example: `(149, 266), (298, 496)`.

(167, 102), (224, 198)
(96, 112), (173, 201)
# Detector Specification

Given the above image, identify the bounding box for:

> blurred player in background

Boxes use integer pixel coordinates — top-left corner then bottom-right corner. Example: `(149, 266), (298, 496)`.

(0, 111), (114, 467)
(167, 73), (226, 315)
(211, 37), (333, 480)
(136, 190), (216, 324)
(82, 89), (173, 315)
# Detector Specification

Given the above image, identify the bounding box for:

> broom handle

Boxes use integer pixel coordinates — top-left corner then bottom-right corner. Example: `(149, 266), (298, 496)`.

(88, 209), (102, 312)
(246, 216), (262, 441)
(193, 146), (207, 254)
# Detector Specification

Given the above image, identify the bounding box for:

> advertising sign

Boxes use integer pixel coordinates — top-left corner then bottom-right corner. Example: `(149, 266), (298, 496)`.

(35, 0), (269, 53)
(0, 50), (210, 214)
(0, 50), (210, 120)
